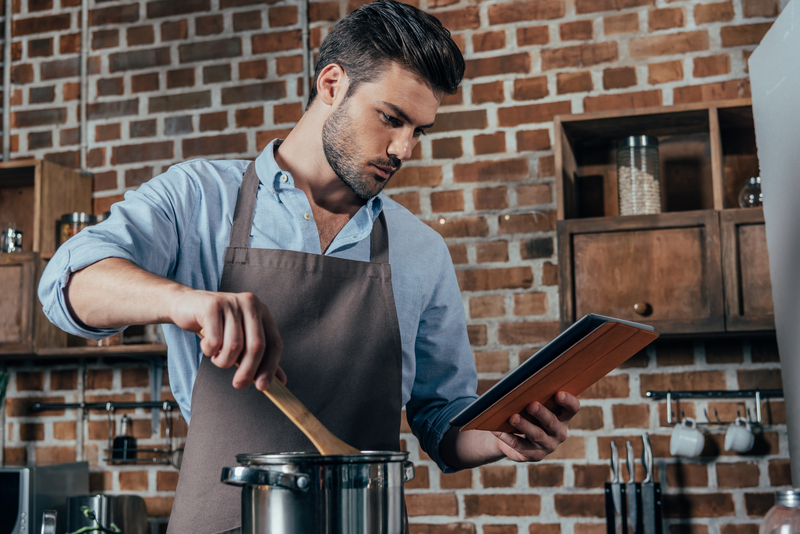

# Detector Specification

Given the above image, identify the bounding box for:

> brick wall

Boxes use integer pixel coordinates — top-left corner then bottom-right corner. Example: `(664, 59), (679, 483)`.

(0, 0), (788, 532)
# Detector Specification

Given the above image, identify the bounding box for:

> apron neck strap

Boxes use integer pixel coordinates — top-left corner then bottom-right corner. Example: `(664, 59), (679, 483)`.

(230, 161), (390, 263)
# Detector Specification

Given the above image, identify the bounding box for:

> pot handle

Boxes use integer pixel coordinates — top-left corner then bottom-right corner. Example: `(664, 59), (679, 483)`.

(403, 461), (415, 483)
(221, 466), (311, 492)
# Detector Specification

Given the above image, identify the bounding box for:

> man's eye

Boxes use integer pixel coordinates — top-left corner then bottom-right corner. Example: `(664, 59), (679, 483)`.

(414, 129), (426, 137)
(382, 113), (401, 126)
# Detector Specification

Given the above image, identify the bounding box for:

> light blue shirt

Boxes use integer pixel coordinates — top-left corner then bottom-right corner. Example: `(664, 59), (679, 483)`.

(38, 140), (478, 471)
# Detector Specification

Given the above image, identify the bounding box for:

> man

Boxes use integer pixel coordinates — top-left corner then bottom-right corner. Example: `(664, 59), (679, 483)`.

(39, 1), (579, 532)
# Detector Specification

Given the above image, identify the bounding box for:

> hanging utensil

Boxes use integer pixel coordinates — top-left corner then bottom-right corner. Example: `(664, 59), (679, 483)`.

(626, 440), (641, 534)
(198, 330), (359, 455)
(641, 433), (663, 534)
(605, 441), (628, 534)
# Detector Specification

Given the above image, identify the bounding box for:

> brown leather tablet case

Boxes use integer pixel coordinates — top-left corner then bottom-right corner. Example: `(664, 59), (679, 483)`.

(461, 321), (659, 433)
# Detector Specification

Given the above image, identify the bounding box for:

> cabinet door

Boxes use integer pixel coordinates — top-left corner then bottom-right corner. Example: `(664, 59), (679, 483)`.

(721, 208), (774, 331)
(558, 211), (724, 333)
(0, 252), (35, 353)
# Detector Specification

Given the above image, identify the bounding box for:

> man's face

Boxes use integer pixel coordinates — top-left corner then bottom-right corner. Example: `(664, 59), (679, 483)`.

(322, 63), (441, 200)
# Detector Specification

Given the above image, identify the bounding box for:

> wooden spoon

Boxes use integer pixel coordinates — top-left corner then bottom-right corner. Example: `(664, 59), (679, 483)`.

(198, 329), (359, 455)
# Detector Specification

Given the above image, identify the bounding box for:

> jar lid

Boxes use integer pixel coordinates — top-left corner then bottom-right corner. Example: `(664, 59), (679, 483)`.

(60, 212), (97, 224)
(617, 135), (659, 149)
(776, 489), (800, 507)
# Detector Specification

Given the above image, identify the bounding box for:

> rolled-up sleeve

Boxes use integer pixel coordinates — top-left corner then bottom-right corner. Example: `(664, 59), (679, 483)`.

(38, 166), (199, 340)
(404, 237), (478, 473)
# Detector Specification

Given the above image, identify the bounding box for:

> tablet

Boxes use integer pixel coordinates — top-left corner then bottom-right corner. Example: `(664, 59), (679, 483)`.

(450, 313), (659, 433)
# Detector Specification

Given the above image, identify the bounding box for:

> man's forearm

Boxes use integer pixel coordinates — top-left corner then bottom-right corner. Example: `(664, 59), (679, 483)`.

(66, 257), (190, 329)
(439, 427), (504, 470)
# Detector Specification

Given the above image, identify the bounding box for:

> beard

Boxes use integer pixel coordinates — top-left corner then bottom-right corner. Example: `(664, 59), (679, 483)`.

(322, 99), (402, 200)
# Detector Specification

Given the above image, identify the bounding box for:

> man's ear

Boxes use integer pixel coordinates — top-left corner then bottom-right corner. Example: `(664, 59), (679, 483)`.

(316, 64), (348, 106)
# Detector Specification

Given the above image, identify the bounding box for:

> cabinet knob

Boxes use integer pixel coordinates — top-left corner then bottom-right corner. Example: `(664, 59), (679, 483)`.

(633, 302), (652, 316)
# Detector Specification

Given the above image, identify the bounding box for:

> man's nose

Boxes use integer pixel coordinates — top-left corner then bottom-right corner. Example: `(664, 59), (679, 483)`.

(388, 128), (416, 162)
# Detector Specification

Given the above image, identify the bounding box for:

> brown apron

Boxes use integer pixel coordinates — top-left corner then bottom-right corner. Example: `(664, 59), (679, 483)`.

(167, 162), (404, 534)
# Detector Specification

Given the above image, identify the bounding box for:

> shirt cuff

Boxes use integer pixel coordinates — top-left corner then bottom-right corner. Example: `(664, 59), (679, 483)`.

(419, 395), (478, 474)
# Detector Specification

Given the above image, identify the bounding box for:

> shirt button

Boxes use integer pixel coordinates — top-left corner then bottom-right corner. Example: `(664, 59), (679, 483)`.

(281, 174), (289, 182)
(269, 188), (274, 195)
(303, 213), (311, 221)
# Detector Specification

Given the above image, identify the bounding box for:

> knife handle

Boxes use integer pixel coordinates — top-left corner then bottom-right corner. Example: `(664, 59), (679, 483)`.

(625, 440), (635, 482)
(642, 432), (653, 483)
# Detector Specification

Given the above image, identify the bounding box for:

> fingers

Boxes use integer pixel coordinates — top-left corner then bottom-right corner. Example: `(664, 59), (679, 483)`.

(554, 391), (581, 422)
(252, 302), (283, 390)
(496, 396), (578, 463)
(232, 293), (264, 389)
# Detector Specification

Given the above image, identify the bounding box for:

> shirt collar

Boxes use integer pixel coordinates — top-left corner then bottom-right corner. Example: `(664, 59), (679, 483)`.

(254, 139), (384, 222)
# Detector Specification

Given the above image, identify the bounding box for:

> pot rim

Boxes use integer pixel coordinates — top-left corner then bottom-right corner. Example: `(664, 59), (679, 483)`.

(235, 450), (409, 466)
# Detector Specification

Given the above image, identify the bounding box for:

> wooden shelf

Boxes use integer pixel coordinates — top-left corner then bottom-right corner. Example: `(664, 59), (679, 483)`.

(0, 344), (168, 359)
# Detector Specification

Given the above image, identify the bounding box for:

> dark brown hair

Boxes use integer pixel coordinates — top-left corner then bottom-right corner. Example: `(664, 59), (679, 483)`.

(308, 0), (465, 107)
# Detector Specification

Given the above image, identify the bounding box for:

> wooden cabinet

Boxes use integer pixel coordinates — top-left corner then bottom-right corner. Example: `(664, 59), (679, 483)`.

(555, 99), (772, 334)
(0, 253), (35, 353)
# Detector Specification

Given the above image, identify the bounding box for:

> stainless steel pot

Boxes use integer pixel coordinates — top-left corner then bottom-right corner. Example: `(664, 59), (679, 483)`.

(222, 451), (415, 534)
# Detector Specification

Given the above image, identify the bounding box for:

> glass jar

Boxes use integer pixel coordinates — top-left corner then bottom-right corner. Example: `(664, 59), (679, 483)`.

(58, 212), (97, 248)
(617, 135), (661, 216)
(739, 176), (763, 208)
(760, 489), (800, 534)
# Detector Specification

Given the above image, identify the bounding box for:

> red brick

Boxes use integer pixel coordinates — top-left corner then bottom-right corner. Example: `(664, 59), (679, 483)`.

(557, 71), (593, 94)
(97, 77), (124, 96)
(517, 26), (550, 46)
(60, 33), (81, 54)
(488, 0), (564, 24)
(309, 2), (338, 22)
(428, 216), (489, 239)
(664, 493), (735, 518)
(448, 243), (468, 264)
(612, 403), (650, 427)
(476, 241), (509, 263)
(29, 37), (53, 57)
(16, 371), (44, 391)
(554, 494), (605, 517)
(435, 7), (480, 31)
(520, 237), (555, 259)
(603, 66), (637, 89)
(640, 371), (725, 396)
(573, 464), (610, 489)
(127, 25), (155, 46)
(198, 112), (227, 132)
(93, 28), (119, 50)
(95, 123), (121, 142)
(119, 471), (148, 491)
(498, 320), (560, 345)
(60, 128), (81, 146)
(132, 72), (160, 93)
(388, 166), (442, 188)
(655, 339), (694, 366)
(480, 466), (517, 488)
(35, 446), (77, 465)
(720, 526), (759, 534)
(194, 14), (223, 36)
(234, 107), (264, 129)
(745, 492), (775, 517)
(514, 292), (547, 315)
(51, 370), (77, 390)
(233, 10), (263, 31)
(666, 463), (709, 487)
(13, 13), (71, 36)
(527, 465), (564, 487)
(406, 493), (458, 516)
(432, 137), (463, 159)
(465, 53), (530, 79)
(571, 405), (604, 430)
(458, 266), (532, 292)
(474, 350), (510, 372)
(441, 88), (463, 107)
(474, 187), (508, 210)
(12, 64), (33, 84)
(142, 496), (174, 518)
(581, 374), (629, 399)
(454, 158), (529, 183)
(542, 42), (618, 70)
(716, 462), (760, 488)
(539, 155), (555, 178)
(441, 470), (474, 489)
(93, 171), (117, 192)
(648, 60), (684, 84)
(577, 0), (652, 12)
(584, 90), (662, 112)
(743, 0), (779, 17)
(161, 20), (188, 41)
(721, 23), (772, 47)
(111, 141), (173, 165)
(514, 76), (549, 100)
(431, 190), (465, 212)
(498, 210), (554, 234)
(649, 7), (685, 31)
(498, 101), (572, 127)
(673, 79), (750, 104)
(157, 470), (180, 492)
(542, 261), (558, 286)
(768, 459), (792, 486)
(560, 20), (593, 41)
(167, 68), (195, 89)
(19, 422), (44, 441)
(604, 12), (640, 34)
(410, 524), (475, 534)
(252, 30), (302, 53)
(183, 133), (247, 158)
(273, 102), (302, 124)
(12, 108), (67, 128)
(694, 54), (731, 77)
(474, 133), (506, 155)
(473, 31), (506, 53)
(466, 494), (541, 517)
(275, 56), (302, 77)
(517, 131), (551, 153)
(694, 1), (735, 24)
(630, 31), (709, 58)
(147, 0), (209, 18)
(180, 38), (241, 64)
(472, 81), (505, 104)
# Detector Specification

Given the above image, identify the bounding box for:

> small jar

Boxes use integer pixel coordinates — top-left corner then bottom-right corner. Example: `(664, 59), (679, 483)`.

(760, 489), (800, 534)
(58, 212), (97, 247)
(617, 135), (662, 216)
(739, 176), (763, 208)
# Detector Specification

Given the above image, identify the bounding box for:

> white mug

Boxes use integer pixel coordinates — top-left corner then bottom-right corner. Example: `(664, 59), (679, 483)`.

(724, 417), (755, 453)
(670, 417), (705, 457)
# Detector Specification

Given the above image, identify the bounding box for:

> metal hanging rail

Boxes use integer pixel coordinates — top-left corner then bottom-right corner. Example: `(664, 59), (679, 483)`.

(645, 389), (784, 426)
(31, 400), (179, 411)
